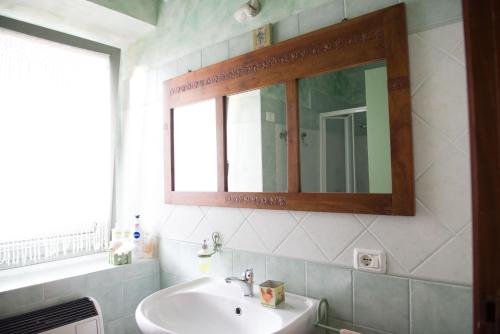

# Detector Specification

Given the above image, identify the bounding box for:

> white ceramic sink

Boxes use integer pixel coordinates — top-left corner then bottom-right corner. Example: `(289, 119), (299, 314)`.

(135, 277), (318, 334)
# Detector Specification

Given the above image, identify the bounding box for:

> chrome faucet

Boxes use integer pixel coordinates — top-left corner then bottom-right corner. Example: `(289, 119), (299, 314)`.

(225, 269), (254, 296)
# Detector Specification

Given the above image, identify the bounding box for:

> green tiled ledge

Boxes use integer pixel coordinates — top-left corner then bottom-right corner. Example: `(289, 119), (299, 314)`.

(0, 258), (159, 334)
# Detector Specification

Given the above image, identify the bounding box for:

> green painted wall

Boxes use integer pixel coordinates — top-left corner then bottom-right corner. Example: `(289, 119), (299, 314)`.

(87, 0), (159, 25)
(122, 0), (462, 76)
(365, 66), (392, 193)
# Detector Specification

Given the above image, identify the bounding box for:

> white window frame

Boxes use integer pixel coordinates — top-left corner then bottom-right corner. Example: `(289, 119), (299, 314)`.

(0, 15), (120, 269)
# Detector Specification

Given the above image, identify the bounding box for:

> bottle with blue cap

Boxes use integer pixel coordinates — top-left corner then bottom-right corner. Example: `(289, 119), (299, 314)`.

(132, 214), (144, 259)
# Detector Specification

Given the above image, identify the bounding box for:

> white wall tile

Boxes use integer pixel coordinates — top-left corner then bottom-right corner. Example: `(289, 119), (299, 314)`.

(412, 113), (450, 178)
(289, 210), (308, 222)
(412, 57), (468, 141)
(247, 210), (298, 252)
(354, 214), (379, 227)
(197, 207), (245, 242)
(408, 34), (447, 95)
(369, 202), (452, 272)
(333, 231), (406, 276)
(238, 208), (254, 218)
(417, 22), (463, 54)
(274, 226), (328, 262)
(301, 213), (364, 261)
(189, 218), (215, 243)
(416, 146), (472, 233)
(160, 205), (205, 240)
(412, 225), (472, 284)
(454, 129), (470, 157)
(451, 41), (465, 65)
(227, 222), (268, 253)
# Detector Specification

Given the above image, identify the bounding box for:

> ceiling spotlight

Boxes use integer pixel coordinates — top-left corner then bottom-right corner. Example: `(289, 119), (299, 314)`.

(233, 0), (261, 23)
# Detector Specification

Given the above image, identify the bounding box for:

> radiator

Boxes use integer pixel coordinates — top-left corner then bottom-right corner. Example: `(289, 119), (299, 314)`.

(0, 297), (104, 334)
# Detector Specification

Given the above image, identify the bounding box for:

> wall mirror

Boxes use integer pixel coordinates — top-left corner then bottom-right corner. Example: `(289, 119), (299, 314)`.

(164, 4), (415, 215)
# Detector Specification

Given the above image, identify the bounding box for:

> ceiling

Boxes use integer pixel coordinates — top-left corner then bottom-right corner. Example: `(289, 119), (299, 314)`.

(0, 0), (159, 48)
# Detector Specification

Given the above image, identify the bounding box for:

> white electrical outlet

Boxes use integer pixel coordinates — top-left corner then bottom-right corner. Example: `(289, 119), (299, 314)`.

(354, 248), (386, 273)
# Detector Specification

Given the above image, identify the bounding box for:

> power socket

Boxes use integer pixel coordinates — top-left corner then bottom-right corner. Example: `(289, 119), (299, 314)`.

(354, 248), (386, 273)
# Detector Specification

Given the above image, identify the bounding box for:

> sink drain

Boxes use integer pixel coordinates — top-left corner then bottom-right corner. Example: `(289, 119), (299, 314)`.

(235, 307), (242, 316)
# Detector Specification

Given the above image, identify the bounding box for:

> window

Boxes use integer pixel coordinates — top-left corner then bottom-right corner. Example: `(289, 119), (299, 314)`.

(0, 25), (117, 268)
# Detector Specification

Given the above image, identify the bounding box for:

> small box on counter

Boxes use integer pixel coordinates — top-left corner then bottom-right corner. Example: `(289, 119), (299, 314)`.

(259, 280), (285, 308)
(108, 249), (132, 265)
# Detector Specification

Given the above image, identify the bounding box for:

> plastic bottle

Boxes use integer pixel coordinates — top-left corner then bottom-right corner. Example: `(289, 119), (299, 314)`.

(132, 215), (144, 259)
(110, 228), (123, 251)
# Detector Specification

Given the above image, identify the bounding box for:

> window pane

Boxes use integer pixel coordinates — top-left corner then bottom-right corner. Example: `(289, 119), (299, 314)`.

(0, 28), (112, 245)
(173, 99), (218, 192)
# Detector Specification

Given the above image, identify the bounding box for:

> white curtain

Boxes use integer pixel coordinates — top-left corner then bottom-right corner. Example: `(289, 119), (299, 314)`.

(0, 27), (112, 245)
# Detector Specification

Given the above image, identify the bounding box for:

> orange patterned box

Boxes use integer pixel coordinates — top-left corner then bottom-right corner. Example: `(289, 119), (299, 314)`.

(259, 280), (285, 308)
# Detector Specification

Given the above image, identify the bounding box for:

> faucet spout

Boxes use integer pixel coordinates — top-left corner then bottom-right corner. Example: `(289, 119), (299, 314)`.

(225, 269), (254, 296)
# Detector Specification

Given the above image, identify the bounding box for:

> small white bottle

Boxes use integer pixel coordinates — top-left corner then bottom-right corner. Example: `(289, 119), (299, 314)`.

(132, 215), (144, 259)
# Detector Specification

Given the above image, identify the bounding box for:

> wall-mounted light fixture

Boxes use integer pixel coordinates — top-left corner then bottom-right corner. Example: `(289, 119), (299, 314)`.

(233, 0), (261, 23)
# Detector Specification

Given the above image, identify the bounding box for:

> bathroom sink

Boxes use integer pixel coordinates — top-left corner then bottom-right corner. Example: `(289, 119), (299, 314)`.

(135, 277), (318, 334)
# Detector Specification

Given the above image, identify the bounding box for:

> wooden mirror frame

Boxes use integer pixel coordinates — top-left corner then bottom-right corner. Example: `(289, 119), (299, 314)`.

(163, 4), (414, 215)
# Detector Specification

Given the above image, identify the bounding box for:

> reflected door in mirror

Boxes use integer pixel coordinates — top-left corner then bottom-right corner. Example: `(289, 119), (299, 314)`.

(226, 84), (287, 192)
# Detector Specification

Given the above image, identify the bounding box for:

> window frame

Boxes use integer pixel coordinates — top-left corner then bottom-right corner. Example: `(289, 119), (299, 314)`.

(0, 15), (120, 248)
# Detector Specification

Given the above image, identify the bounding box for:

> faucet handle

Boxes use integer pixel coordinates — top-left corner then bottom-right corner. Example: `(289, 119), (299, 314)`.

(244, 268), (253, 282)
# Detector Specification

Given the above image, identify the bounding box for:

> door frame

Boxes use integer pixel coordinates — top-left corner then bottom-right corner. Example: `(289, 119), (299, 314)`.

(462, 0), (500, 332)
(319, 107), (367, 192)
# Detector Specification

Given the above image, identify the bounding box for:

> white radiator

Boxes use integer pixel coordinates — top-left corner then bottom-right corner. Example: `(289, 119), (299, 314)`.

(0, 297), (104, 334)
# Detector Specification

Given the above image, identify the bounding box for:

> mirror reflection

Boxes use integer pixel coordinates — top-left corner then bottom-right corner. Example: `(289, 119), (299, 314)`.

(299, 61), (392, 193)
(173, 99), (217, 192)
(227, 84), (287, 192)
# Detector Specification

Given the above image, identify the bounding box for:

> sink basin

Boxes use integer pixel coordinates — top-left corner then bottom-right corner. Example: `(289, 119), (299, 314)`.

(135, 277), (318, 334)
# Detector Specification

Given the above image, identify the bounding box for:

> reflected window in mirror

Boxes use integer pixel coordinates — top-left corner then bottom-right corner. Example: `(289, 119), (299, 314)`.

(173, 99), (217, 191)
(299, 61), (392, 193)
(226, 84), (287, 192)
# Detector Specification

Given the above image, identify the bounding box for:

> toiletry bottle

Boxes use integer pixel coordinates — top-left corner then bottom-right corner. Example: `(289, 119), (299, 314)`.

(132, 215), (144, 259)
(142, 232), (155, 258)
(110, 228), (122, 251)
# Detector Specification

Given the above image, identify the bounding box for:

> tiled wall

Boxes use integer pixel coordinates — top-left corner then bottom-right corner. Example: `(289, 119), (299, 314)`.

(118, 0), (472, 333)
(0, 260), (159, 334)
(159, 239), (472, 334)
(121, 4), (471, 285)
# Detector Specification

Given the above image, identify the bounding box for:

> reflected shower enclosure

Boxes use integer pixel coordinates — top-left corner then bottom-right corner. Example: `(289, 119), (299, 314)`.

(299, 61), (392, 193)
